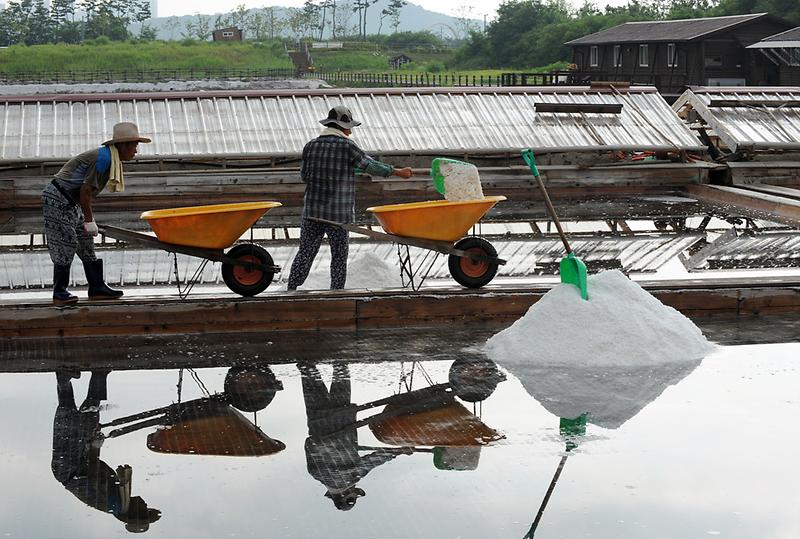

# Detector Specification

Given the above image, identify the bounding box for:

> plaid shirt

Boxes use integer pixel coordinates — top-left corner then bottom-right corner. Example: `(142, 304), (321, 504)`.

(301, 135), (394, 223)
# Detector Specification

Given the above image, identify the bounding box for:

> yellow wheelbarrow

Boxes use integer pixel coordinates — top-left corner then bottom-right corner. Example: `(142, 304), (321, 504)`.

(100, 201), (282, 298)
(311, 195), (506, 289)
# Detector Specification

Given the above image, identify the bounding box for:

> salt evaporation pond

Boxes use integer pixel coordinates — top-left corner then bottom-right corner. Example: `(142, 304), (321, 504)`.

(0, 323), (798, 539)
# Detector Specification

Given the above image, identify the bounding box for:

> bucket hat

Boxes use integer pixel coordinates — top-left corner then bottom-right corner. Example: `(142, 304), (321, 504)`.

(319, 106), (361, 129)
(103, 122), (152, 146)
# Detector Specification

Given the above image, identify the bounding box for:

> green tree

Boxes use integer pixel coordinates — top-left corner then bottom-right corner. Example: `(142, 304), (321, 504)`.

(182, 14), (213, 40)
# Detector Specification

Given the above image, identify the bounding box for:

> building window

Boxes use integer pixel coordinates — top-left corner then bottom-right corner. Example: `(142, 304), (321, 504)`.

(667, 43), (677, 67)
(638, 44), (649, 67)
(612, 45), (621, 67)
(590, 46), (599, 67)
(705, 55), (723, 68)
(222, 31), (234, 37)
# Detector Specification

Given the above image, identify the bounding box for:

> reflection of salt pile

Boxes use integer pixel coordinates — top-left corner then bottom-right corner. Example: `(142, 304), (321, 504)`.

(485, 270), (714, 428)
(441, 160), (484, 202)
(485, 270), (715, 367)
(507, 362), (702, 429)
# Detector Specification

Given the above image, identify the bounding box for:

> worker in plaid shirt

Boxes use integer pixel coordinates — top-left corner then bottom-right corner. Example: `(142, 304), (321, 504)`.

(288, 106), (413, 290)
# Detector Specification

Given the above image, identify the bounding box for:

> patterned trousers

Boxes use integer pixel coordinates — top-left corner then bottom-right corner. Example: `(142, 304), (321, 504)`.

(42, 182), (97, 267)
(287, 219), (349, 290)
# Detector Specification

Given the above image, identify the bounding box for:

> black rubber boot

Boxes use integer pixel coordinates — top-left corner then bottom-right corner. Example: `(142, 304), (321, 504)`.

(83, 259), (123, 300)
(53, 264), (78, 306)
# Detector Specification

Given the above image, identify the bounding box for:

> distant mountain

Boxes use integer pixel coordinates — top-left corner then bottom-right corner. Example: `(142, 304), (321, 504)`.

(130, 1), (482, 41)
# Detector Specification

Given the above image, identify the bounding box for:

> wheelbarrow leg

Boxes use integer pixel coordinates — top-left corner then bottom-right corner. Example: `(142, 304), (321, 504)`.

(171, 253), (209, 300)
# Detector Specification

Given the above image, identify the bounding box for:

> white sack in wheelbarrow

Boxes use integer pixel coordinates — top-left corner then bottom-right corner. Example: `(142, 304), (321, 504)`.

(441, 160), (484, 202)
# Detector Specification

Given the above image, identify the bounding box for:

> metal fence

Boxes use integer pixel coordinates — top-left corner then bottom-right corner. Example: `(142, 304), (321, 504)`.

(0, 68), (578, 87)
(0, 68), (298, 84)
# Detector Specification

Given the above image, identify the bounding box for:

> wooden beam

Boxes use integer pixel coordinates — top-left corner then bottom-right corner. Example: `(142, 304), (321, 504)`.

(3, 278), (800, 339)
(709, 99), (800, 108)
(736, 183), (800, 201)
(686, 184), (800, 227)
(535, 103), (623, 114)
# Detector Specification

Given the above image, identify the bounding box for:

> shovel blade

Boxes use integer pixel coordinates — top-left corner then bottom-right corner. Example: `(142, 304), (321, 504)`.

(560, 253), (589, 300)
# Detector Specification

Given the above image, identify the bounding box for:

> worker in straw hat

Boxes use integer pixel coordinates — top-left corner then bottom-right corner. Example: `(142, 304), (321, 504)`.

(287, 105), (414, 290)
(42, 122), (151, 305)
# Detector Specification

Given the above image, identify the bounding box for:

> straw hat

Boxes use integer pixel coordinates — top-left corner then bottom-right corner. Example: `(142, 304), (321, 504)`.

(319, 106), (361, 129)
(103, 122), (152, 146)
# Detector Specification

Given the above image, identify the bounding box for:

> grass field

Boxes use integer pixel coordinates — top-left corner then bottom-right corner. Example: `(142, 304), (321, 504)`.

(0, 40), (567, 80)
(0, 40), (293, 73)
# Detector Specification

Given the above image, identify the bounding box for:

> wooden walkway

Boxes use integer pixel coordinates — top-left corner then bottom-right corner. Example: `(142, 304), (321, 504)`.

(2, 277), (799, 339)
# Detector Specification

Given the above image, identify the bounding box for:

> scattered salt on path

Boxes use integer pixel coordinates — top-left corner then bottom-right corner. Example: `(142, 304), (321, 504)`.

(485, 269), (716, 367)
(281, 251), (401, 291)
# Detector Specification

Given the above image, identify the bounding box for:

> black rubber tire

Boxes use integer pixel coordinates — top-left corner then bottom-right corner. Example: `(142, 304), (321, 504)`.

(448, 237), (499, 288)
(221, 243), (274, 296)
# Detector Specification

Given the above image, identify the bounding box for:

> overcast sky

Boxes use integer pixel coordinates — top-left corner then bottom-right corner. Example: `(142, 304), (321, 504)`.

(156, 0), (517, 20)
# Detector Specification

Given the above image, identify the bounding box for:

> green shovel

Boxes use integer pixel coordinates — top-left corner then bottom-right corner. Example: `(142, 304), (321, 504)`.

(521, 149), (589, 300)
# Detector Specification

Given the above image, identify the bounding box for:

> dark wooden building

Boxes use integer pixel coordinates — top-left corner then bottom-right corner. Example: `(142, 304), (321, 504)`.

(212, 27), (243, 41)
(389, 54), (412, 69)
(566, 13), (794, 98)
(748, 27), (800, 85)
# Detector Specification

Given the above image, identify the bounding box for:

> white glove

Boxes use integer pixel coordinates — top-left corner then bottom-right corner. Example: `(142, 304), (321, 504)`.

(83, 220), (99, 236)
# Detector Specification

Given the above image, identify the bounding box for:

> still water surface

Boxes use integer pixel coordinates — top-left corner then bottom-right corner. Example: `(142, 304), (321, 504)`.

(0, 327), (798, 539)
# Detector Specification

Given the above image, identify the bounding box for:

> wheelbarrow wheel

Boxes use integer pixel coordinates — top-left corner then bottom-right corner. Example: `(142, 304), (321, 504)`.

(448, 237), (499, 288)
(222, 244), (274, 297)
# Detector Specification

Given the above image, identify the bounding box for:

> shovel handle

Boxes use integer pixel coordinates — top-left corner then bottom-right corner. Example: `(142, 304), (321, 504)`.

(522, 149), (572, 254)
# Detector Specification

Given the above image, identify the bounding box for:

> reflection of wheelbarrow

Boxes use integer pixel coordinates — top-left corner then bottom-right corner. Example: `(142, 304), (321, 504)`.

(311, 196), (507, 290)
(100, 366), (286, 457)
(99, 201), (282, 298)
(357, 360), (505, 471)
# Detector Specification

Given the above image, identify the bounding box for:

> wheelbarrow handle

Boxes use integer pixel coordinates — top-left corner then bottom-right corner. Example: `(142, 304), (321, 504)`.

(521, 149), (572, 254)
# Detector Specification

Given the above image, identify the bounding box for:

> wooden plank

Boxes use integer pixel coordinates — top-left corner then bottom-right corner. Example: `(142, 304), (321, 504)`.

(0, 297), (359, 338)
(4, 281), (800, 339)
(535, 102), (623, 114)
(709, 99), (800, 108)
(737, 183), (800, 201)
(687, 184), (800, 227)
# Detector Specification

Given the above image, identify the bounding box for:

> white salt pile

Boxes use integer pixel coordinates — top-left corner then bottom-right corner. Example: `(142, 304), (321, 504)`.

(441, 160), (484, 202)
(485, 269), (715, 367)
(285, 251), (400, 290)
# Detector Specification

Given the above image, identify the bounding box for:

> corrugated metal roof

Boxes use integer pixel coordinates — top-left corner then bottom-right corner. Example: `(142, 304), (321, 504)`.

(686, 231), (800, 270)
(672, 87), (800, 152)
(755, 26), (800, 44)
(0, 86), (704, 163)
(566, 13), (768, 45)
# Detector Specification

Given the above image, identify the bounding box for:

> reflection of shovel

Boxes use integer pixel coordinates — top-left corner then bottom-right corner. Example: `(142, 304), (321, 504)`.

(525, 414), (587, 538)
(521, 149), (588, 300)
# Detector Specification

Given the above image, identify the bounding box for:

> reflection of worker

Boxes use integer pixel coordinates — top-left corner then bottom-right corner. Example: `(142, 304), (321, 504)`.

(287, 106), (413, 290)
(298, 361), (410, 510)
(42, 122), (151, 305)
(51, 371), (161, 533)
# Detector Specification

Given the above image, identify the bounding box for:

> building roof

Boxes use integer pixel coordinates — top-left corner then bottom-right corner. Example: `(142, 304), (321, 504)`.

(748, 26), (800, 48)
(0, 86), (704, 164)
(672, 86), (800, 152)
(566, 13), (769, 45)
